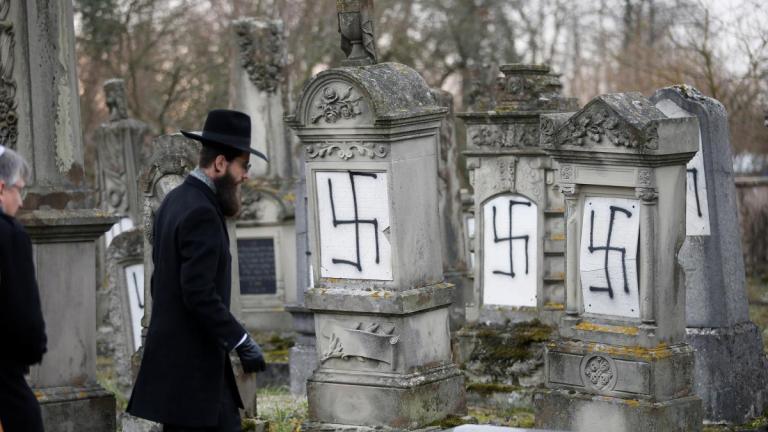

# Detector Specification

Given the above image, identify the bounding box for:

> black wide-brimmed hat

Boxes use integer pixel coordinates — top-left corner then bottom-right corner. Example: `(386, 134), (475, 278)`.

(181, 109), (268, 161)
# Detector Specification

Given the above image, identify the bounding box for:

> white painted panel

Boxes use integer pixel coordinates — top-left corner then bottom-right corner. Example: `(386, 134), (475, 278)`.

(579, 197), (640, 318)
(315, 171), (392, 280)
(482, 194), (538, 307)
(125, 264), (145, 351)
(684, 133), (710, 236)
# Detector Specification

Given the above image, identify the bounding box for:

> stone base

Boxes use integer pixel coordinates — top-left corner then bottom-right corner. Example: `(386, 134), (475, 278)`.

(290, 341), (318, 397)
(534, 389), (702, 432)
(307, 368), (466, 429)
(38, 386), (116, 432)
(686, 322), (768, 424)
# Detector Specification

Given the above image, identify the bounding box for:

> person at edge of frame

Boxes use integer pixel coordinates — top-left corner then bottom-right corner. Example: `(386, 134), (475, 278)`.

(127, 109), (268, 432)
(0, 145), (47, 432)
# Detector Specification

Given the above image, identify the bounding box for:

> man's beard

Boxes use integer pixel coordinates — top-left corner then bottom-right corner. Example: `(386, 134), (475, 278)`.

(214, 171), (241, 217)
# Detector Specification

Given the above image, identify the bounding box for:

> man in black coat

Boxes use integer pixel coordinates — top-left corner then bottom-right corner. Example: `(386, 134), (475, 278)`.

(0, 146), (47, 432)
(128, 110), (267, 431)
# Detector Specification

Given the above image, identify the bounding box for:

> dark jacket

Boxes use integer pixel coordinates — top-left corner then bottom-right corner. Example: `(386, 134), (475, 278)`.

(127, 176), (246, 427)
(0, 211), (47, 432)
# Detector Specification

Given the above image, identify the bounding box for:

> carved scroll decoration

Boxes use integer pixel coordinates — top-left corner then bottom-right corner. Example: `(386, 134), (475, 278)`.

(0, 1), (18, 149)
(322, 322), (399, 367)
(306, 141), (388, 160)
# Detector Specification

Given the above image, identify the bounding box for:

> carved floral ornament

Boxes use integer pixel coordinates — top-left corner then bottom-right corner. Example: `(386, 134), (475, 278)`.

(306, 141), (388, 160)
(311, 85), (364, 124)
(469, 123), (539, 148)
(557, 108), (659, 151)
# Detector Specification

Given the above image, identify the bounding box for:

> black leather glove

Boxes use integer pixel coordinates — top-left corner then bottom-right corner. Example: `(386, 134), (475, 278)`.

(236, 336), (267, 373)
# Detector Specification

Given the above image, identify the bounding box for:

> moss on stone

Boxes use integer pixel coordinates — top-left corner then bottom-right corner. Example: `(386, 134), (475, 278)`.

(426, 414), (470, 428)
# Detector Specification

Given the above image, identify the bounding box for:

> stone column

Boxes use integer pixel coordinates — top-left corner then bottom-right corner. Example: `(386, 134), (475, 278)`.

(536, 93), (702, 431)
(287, 62), (465, 429)
(651, 85), (768, 424)
(6, 1), (117, 429)
(229, 17), (296, 336)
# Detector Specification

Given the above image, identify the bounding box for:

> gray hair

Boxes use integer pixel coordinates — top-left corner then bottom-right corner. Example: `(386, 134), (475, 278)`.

(0, 147), (30, 186)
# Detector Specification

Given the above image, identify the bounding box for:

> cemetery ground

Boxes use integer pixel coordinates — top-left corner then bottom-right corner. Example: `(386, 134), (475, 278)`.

(95, 273), (768, 431)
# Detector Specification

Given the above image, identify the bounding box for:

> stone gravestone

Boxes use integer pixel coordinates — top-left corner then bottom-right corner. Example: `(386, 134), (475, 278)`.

(433, 88), (472, 327)
(535, 93), (702, 431)
(5, 1), (118, 430)
(94, 78), (151, 383)
(650, 85), (768, 423)
(230, 17), (297, 334)
(287, 9), (465, 424)
(103, 229), (144, 398)
(458, 64), (577, 325)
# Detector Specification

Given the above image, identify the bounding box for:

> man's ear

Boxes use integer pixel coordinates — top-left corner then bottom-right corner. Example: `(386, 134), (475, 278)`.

(213, 154), (228, 175)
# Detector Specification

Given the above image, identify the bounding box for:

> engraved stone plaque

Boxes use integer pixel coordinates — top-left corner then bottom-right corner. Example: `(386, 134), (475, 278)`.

(315, 170), (392, 280)
(482, 194), (538, 306)
(579, 197), (640, 318)
(237, 238), (278, 295)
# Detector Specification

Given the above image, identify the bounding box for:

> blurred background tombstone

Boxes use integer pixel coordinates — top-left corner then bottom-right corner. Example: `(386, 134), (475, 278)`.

(651, 85), (768, 424)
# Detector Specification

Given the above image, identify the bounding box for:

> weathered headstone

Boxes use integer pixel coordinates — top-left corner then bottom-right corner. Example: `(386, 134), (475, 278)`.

(287, 49), (465, 430)
(94, 78), (151, 375)
(230, 17), (297, 334)
(6, 1), (118, 430)
(102, 228), (144, 398)
(458, 64), (577, 324)
(433, 88), (472, 326)
(651, 85), (768, 423)
(535, 93), (702, 431)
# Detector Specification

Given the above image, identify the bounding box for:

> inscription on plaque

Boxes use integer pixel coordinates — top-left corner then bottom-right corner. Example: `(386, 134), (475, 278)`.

(482, 194), (538, 307)
(579, 197), (640, 318)
(238, 238), (278, 295)
(316, 170), (392, 280)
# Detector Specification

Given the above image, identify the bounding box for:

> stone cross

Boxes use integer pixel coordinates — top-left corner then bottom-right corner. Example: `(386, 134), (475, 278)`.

(287, 62), (465, 429)
(651, 85), (768, 424)
(458, 64), (577, 324)
(536, 92), (702, 431)
(7, 1), (117, 429)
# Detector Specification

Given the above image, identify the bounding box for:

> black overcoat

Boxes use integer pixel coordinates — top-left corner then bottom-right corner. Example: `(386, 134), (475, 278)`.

(0, 211), (47, 432)
(127, 176), (246, 426)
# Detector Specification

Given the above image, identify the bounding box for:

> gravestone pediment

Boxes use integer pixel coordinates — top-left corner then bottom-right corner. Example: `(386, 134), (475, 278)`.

(291, 62), (445, 128)
(240, 185), (291, 223)
(546, 93), (665, 152)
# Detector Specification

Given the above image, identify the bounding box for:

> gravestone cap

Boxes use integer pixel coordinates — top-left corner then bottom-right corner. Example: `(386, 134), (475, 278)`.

(495, 64), (575, 113)
(542, 92), (698, 166)
(288, 62), (446, 128)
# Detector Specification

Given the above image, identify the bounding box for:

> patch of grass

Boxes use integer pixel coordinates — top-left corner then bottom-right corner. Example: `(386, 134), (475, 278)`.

(252, 332), (295, 364)
(468, 406), (536, 428)
(255, 386), (307, 432)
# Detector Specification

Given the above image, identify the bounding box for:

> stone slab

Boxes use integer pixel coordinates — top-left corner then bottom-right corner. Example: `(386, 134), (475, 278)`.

(40, 390), (116, 432)
(534, 389), (702, 432)
(290, 342), (318, 397)
(307, 372), (465, 429)
(686, 322), (768, 424)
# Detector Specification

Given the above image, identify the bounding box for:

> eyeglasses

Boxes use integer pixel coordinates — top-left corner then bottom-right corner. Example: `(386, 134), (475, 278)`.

(9, 183), (26, 200)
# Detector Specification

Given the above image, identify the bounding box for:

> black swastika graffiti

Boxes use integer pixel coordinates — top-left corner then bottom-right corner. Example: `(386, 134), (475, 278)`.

(328, 171), (381, 272)
(687, 168), (703, 217)
(587, 205), (632, 299)
(492, 199), (532, 278)
(132, 271), (144, 308)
